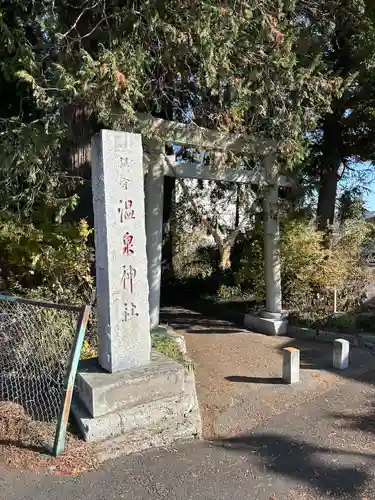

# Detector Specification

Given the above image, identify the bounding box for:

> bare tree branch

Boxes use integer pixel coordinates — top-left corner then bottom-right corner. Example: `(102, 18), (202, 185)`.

(81, 14), (117, 39)
(224, 191), (258, 247)
(163, 153), (258, 257)
(163, 153), (224, 249)
(61, 0), (100, 38)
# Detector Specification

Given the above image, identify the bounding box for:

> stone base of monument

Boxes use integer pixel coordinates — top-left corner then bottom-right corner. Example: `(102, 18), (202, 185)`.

(72, 350), (201, 460)
(244, 310), (289, 336)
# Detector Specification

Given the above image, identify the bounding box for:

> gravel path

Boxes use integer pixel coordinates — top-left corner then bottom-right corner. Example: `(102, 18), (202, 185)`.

(161, 306), (375, 439)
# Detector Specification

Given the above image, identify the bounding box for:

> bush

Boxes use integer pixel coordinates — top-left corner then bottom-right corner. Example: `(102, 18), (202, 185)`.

(217, 284), (242, 300)
(233, 222), (265, 301)
(234, 218), (373, 319)
(173, 228), (216, 281)
(326, 312), (357, 332)
(80, 339), (98, 360)
(0, 212), (94, 305)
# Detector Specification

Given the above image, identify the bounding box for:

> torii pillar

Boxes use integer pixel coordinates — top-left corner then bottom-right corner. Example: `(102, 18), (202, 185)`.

(244, 154), (288, 335)
(145, 140), (165, 331)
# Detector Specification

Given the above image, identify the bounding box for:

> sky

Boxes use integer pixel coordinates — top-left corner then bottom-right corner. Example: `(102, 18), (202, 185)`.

(366, 188), (375, 211)
(339, 161), (375, 212)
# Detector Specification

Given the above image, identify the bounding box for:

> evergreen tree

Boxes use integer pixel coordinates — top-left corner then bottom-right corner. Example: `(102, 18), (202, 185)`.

(0, 0), (340, 220)
(306, 0), (375, 229)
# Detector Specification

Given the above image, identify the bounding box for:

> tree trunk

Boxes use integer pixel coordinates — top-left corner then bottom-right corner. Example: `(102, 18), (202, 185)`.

(316, 165), (340, 231)
(62, 102), (96, 174)
(61, 102), (100, 226)
(316, 113), (342, 231)
(235, 184), (241, 229)
(218, 244), (232, 271)
(162, 176), (176, 278)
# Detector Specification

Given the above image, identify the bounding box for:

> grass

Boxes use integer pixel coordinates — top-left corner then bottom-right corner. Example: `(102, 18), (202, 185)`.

(151, 333), (192, 368)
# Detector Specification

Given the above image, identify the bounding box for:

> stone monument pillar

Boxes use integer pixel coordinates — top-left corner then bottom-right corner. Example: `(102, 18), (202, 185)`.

(72, 130), (201, 453)
(91, 130), (151, 372)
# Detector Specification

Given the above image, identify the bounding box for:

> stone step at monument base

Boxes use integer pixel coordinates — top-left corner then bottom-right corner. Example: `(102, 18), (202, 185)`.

(71, 351), (201, 458)
(94, 416), (199, 462)
(75, 351), (185, 418)
(71, 390), (198, 442)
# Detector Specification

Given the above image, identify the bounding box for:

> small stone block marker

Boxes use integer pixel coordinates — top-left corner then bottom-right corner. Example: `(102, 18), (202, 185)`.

(91, 130), (151, 373)
(333, 338), (349, 370)
(282, 347), (300, 384)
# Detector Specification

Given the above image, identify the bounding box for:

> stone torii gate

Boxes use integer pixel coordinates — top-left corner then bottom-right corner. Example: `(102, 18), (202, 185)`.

(73, 117), (291, 452)
(132, 114), (290, 336)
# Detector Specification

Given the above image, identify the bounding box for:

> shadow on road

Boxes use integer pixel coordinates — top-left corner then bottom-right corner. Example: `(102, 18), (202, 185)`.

(225, 375), (284, 384)
(329, 404), (375, 436)
(213, 432), (373, 497)
(160, 307), (245, 334)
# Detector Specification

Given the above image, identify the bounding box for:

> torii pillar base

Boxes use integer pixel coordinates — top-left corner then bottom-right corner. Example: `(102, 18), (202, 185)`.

(244, 310), (289, 336)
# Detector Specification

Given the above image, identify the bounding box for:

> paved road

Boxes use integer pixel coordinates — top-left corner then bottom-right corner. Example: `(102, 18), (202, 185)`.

(3, 373), (375, 500)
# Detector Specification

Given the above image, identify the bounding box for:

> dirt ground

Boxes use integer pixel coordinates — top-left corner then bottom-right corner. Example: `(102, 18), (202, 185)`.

(161, 306), (375, 440)
(0, 401), (97, 475)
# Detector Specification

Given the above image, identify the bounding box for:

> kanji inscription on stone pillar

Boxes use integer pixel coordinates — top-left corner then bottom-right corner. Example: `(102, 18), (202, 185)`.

(91, 130), (151, 373)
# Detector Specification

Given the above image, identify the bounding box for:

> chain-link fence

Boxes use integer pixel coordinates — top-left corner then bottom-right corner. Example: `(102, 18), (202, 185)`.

(0, 296), (89, 455)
